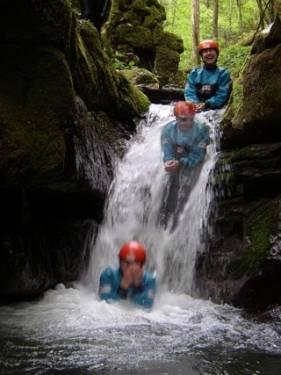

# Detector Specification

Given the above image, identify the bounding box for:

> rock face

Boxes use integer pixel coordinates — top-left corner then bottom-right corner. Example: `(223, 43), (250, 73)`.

(103, 0), (184, 86)
(222, 18), (281, 149)
(0, 0), (149, 300)
(196, 17), (281, 314)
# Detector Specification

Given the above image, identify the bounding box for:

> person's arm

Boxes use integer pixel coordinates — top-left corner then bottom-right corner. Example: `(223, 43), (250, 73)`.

(99, 267), (119, 302)
(161, 123), (176, 162)
(184, 69), (201, 103)
(131, 276), (156, 309)
(205, 69), (231, 109)
(180, 124), (210, 168)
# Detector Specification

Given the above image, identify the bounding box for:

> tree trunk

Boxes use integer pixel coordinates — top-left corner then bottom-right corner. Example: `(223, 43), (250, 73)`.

(171, 0), (178, 28)
(236, 0), (243, 31)
(228, 0), (234, 31)
(192, 0), (200, 65)
(212, 0), (219, 39)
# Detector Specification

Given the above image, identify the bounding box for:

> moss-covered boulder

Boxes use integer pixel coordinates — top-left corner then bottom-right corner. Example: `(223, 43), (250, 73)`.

(121, 67), (160, 88)
(0, 0), (149, 300)
(222, 16), (281, 148)
(103, 0), (184, 86)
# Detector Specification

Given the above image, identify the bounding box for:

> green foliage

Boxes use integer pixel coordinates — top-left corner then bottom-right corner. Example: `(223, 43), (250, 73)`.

(162, 0), (259, 69)
(219, 45), (250, 79)
(112, 52), (137, 70)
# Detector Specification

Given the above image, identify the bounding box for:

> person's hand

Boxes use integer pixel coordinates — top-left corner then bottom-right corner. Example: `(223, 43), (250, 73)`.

(195, 103), (206, 112)
(164, 160), (180, 172)
(120, 265), (134, 290)
(132, 266), (144, 287)
(198, 141), (207, 149)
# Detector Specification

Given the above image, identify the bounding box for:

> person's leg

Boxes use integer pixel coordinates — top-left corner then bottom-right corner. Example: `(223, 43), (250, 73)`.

(159, 171), (180, 229)
(170, 164), (203, 230)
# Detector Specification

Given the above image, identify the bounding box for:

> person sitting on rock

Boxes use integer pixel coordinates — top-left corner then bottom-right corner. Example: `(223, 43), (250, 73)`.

(99, 241), (156, 308)
(161, 101), (210, 173)
(184, 40), (231, 111)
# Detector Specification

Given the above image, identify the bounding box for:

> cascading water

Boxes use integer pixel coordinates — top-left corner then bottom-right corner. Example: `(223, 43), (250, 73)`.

(85, 104), (221, 294)
(0, 104), (281, 375)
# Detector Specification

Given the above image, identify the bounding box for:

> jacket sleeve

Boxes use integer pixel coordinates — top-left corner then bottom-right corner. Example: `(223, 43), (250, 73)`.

(131, 276), (156, 309)
(180, 123), (210, 168)
(205, 69), (231, 109)
(161, 123), (176, 162)
(184, 69), (200, 103)
(99, 267), (119, 302)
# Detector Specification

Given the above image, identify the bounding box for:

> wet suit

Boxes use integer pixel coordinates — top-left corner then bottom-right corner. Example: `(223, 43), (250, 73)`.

(81, 0), (111, 32)
(99, 267), (156, 308)
(184, 66), (231, 109)
(160, 119), (210, 228)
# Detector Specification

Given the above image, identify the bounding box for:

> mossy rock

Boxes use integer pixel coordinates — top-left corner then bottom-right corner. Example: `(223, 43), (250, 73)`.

(222, 18), (281, 148)
(0, 0), (73, 52)
(104, 0), (183, 85)
(0, 45), (75, 187)
(154, 47), (181, 86)
(74, 21), (150, 120)
(131, 0), (151, 15)
(70, 0), (81, 12)
(159, 32), (184, 53)
(121, 67), (159, 88)
(115, 24), (154, 49)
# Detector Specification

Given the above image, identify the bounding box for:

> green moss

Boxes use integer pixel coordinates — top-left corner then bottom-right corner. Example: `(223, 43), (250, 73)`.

(160, 32), (184, 53)
(154, 47), (180, 85)
(121, 67), (159, 87)
(0, 45), (74, 187)
(115, 24), (153, 49)
(238, 200), (277, 274)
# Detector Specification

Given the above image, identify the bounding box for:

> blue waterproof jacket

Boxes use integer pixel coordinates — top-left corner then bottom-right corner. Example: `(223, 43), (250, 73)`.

(99, 267), (156, 308)
(184, 66), (231, 109)
(161, 120), (210, 168)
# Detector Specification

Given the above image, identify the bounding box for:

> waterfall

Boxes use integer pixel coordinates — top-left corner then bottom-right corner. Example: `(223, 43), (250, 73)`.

(85, 104), (223, 295)
(1, 105), (281, 375)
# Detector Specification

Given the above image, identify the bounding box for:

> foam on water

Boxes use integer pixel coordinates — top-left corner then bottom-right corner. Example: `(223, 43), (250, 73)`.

(0, 285), (281, 373)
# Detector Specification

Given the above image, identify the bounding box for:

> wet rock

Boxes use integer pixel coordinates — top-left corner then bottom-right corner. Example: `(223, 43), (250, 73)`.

(196, 143), (281, 313)
(222, 16), (281, 149)
(199, 16), (281, 314)
(139, 86), (185, 104)
(0, 0), (149, 300)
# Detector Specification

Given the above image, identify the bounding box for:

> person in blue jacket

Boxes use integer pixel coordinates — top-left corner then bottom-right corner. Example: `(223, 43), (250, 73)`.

(99, 241), (156, 308)
(161, 101), (210, 172)
(184, 39), (231, 111)
(160, 101), (210, 228)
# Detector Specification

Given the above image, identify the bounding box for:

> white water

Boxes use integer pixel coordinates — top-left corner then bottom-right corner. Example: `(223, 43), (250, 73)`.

(1, 104), (281, 375)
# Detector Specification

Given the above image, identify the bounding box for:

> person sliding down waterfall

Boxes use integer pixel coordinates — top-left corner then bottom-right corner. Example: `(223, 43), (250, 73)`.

(184, 40), (231, 111)
(160, 101), (210, 229)
(99, 241), (156, 308)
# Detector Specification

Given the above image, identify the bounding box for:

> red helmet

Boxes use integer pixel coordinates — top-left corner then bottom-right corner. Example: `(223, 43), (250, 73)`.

(174, 101), (196, 117)
(198, 39), (219, 54)
(119, 241), (146, 264)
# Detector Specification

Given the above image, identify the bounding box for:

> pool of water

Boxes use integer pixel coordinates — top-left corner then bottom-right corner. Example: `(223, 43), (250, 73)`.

(1, 285), (280, 375)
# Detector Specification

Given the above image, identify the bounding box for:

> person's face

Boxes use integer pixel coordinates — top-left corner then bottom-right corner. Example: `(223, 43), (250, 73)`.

(120, 261), (143, 277)
(176, 115), (194, 131)
(201, 48), (218, 65)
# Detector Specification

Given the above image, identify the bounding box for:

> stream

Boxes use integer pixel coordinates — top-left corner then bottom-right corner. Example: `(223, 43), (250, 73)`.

(0, 104), (280, 375)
